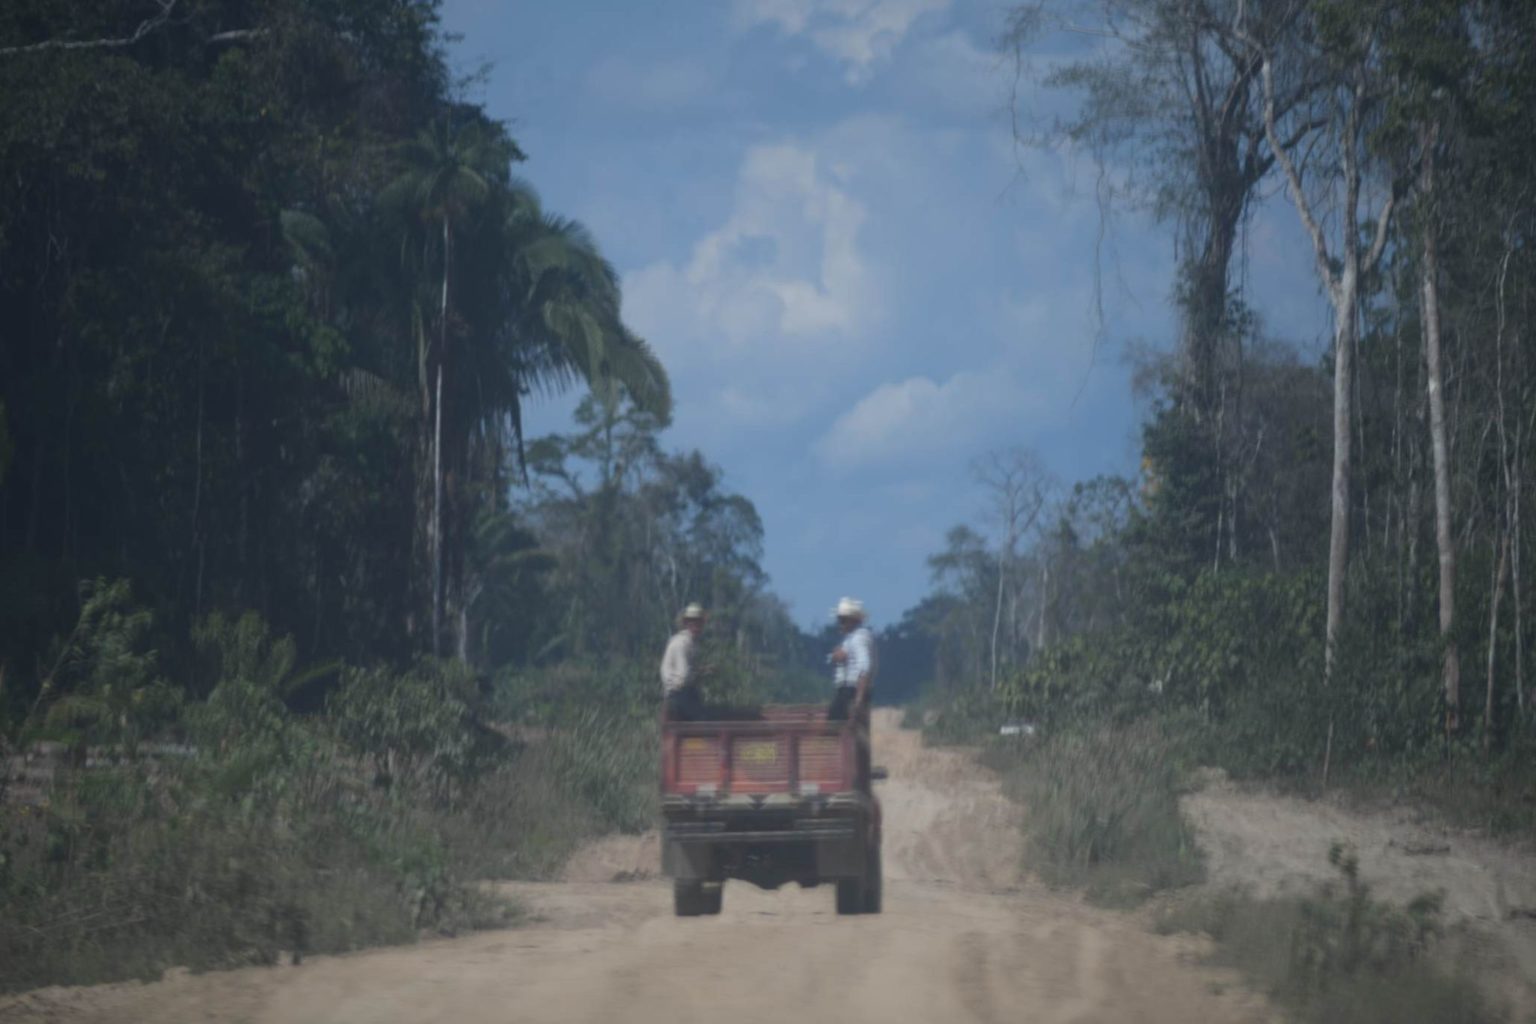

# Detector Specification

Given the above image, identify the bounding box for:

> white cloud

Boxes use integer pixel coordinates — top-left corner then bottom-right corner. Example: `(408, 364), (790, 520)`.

(626, 141), (876, 365)
(813, 370), (1043, 468)
(734, 0), (952, 84)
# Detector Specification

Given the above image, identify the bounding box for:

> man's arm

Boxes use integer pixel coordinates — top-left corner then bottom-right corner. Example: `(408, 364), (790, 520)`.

(660, 635), (687, 692)
(849, 632), (872, 710)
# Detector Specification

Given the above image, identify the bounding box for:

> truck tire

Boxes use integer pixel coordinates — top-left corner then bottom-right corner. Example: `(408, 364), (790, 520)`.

(674, 881), (709, 917)
(835, 878), (864, 915)
(862, 850), (882, 914)
(701, 883), (723, 915)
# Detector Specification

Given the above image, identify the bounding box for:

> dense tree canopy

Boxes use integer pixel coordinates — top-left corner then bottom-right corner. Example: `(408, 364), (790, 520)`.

(0, 0), (808, 730)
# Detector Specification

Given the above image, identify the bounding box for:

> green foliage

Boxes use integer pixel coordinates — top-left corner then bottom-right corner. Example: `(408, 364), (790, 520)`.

(4, 593), (780, 993)
(521, 396), (817, 673)
(331, 659), (489, 800)
(922, 683), (1008, 747)
(540, 706), (659, 835)
(987, 720), (1204, 905)
(34, 579), (180, 756)
(1158, 847), (1495, 1024)
(0, 0), (687, 700)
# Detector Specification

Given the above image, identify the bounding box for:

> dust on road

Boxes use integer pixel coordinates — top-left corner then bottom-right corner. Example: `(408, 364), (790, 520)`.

(1, 711), (1275, 1024)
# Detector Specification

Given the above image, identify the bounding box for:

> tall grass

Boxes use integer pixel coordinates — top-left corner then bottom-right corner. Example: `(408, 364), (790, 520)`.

(984, 719), (1205, 905)
(1156, 845), (1498, 1024)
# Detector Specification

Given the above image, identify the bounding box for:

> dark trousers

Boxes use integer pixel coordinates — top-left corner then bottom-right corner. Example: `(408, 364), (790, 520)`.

(665, 685), (704, 722)
(827, 685), (858, 721)
(827, 686), (870, 786)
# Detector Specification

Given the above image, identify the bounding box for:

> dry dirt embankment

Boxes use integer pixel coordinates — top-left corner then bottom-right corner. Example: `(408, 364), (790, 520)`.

(1, 711), (1278, 1024)
(1185, 772), (1536, 1017)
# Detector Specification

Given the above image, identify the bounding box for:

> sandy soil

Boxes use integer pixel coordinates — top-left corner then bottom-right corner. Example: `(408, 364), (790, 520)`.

(0, 711), (1278, 1024)
(1185, 771), (1536, 1016)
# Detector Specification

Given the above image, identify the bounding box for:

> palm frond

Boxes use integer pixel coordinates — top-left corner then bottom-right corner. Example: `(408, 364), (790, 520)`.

(279, 209), (334, 270)
(340, 368), (414, 418)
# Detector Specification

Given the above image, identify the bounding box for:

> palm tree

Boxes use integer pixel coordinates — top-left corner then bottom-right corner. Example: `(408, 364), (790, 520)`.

(382, 113), (521, 655)
(375, 120), (671, 663)
(445, 182), (671, 659)
(496, 181), (670, 426)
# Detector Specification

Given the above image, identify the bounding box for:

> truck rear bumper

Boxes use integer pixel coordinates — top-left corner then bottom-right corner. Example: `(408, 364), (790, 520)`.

(662, 816), (867, 887)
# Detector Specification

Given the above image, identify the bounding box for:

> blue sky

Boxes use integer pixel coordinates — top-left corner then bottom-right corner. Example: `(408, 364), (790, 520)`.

(439, 0), (1330, 629)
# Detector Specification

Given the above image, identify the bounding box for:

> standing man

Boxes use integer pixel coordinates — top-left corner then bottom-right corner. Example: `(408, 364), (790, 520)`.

(828, 597), (875, 786)
(828, 597), (875, 721)
(661, 603), (706, 721)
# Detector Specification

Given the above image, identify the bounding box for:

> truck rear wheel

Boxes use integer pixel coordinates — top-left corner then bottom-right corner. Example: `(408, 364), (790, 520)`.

(862, 850), (882, 914)
(674, 881), (706, 916)
(674, 880), (723, 917)
(835, 878), (863, 915)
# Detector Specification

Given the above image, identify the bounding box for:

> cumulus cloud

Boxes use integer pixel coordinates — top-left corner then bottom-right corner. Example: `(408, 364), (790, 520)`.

(813, 370), (1044, 468)
(626, 141), (876, 363)
(734, 0), (953, 83)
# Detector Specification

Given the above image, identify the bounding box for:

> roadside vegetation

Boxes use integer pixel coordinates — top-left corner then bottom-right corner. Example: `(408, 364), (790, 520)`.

(0, 583), (816, 993)
(0, 0), (825, 994)
(1157, 845), (1497, 1024)
(983, 721), (1205, 906)
(901, 0), (1536, 856)
(977, 718), (1500, 1018)
(899, 1), (1536, 1016)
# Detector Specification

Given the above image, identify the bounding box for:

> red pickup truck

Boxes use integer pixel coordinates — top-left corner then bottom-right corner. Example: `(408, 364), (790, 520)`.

(660, 705), (883, 917)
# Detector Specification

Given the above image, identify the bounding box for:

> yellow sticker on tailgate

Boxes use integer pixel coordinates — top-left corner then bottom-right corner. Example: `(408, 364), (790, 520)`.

(737, 740), (778, 765)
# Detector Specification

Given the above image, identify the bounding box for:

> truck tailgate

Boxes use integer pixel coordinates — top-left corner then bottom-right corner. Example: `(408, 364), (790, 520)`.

(664, 716), (852, 796)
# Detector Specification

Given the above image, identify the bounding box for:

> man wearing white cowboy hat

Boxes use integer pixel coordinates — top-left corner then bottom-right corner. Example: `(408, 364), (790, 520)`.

(660, 603), (707, 721)
(827, 597), (875, 722)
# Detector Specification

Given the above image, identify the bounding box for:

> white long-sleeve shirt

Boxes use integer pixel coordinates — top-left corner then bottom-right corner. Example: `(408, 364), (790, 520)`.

(660, 630), (694, 694)
(833, 627), (875, 690)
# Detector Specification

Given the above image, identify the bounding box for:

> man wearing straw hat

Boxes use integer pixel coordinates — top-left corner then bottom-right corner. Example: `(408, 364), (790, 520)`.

(828, 597), (875, 786)
(827, 597), (875, 722)
(660, 603), (707, 721)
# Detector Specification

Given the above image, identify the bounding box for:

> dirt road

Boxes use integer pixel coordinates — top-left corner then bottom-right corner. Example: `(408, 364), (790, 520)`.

(1, 712), (1275, 1024)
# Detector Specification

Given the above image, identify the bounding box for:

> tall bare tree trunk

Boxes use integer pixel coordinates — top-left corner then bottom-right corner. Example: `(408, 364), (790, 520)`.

(1325, 269), (1357, 685)
(1255, 53), (1396, 691)
(1037, 561), (1049, 652)
(431, 215), (452, 658)
(1252, 43), (1398, 786)
(1515, 428), (1526, 714)
(990, 556), (1005, 692)
(432, 363), (443, 657)
(1485, 531), (1510, 755)
(1421, 134), (1460, 734)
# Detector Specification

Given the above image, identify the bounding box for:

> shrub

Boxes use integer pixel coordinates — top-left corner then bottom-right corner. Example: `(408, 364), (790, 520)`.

(2, 589), (817, 993)
(987, 719), (1204, 904)
(1157, 845), (1496, 1024)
